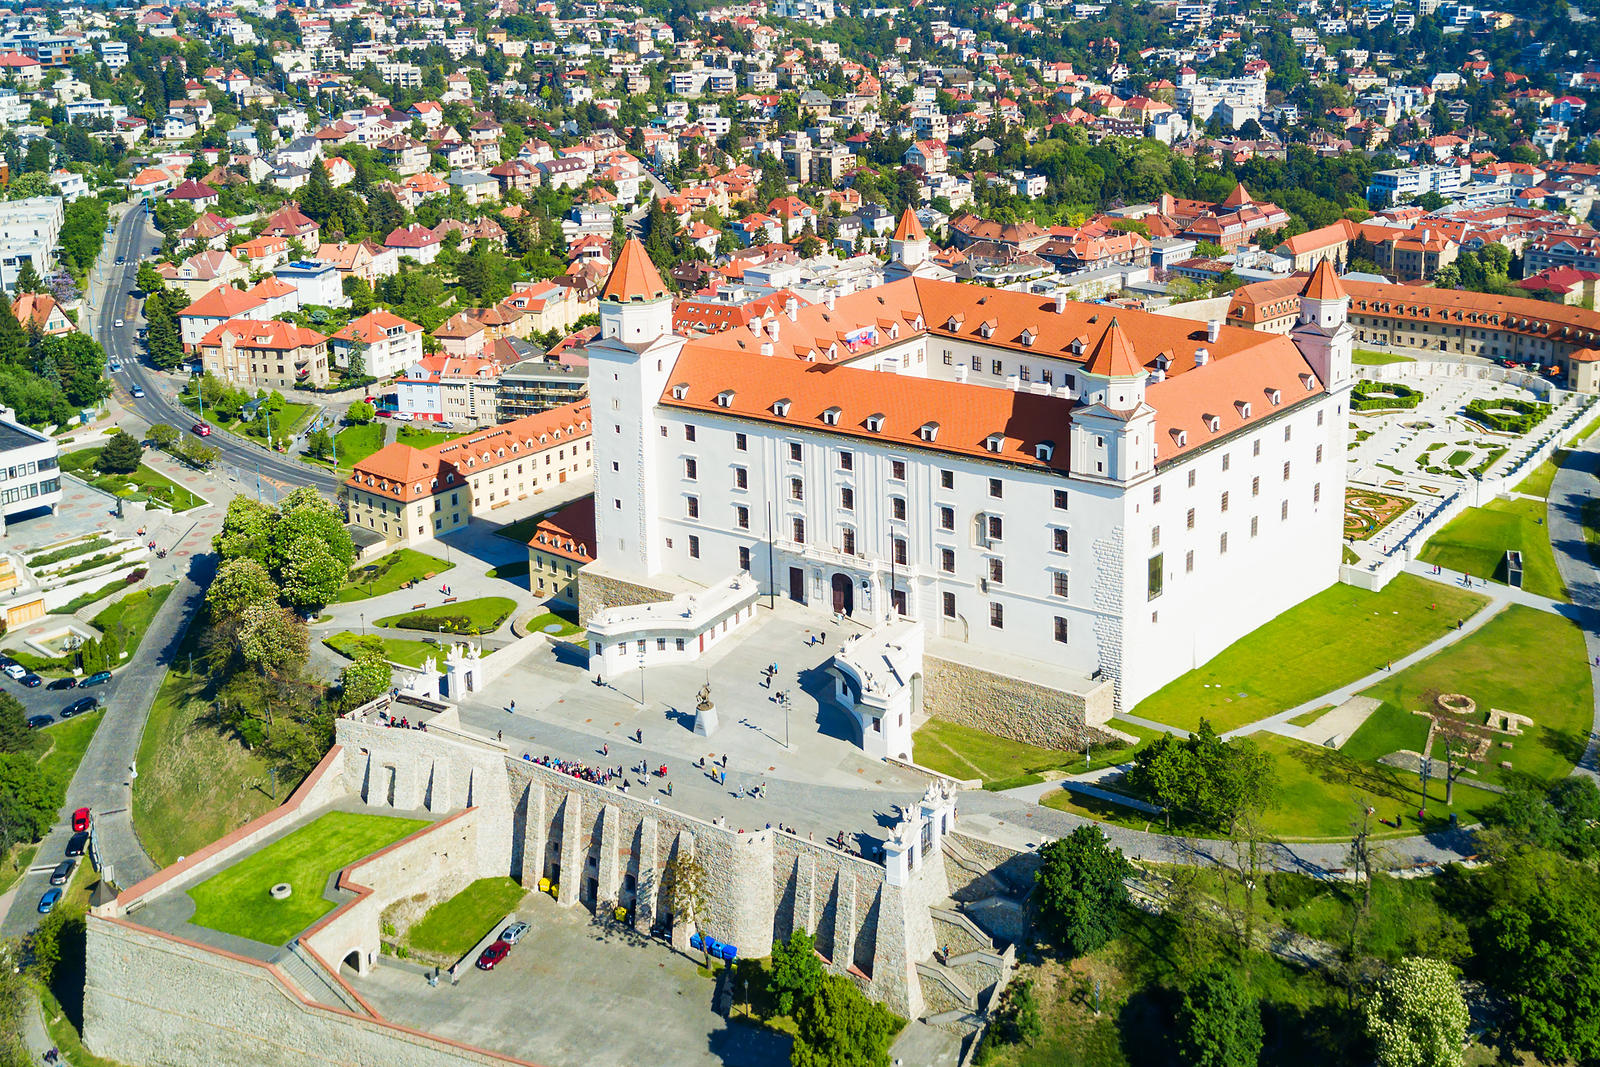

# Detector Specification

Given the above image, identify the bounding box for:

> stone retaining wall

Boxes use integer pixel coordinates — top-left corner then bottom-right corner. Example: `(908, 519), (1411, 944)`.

(576, 570), (676, 627)
(922, 655), (1117, 751)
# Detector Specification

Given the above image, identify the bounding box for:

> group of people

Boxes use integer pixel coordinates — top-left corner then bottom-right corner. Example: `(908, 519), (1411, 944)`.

(378, 712), (424, 731)
(526, 754), (623, 787)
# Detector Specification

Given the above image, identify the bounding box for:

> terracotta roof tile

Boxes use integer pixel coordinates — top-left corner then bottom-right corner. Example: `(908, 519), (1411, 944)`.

(601, 238), (667, 303)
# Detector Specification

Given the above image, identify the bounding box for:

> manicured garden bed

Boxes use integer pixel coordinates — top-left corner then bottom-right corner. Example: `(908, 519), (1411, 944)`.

(374, 596), (518, 635)
(323, 631), (439, 668)
(336, 548), (454, 603)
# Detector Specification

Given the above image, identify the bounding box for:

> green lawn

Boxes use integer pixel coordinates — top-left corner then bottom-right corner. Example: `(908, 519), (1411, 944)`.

(912, 717), (1163, 788)
(1339, 701), (1430, 764)
(60, 447), (204, 511)
(1514, 449), (1569, 498)
(302, 422), (386, 471)
(404, 877), (526, 958)
(92, 583), (174, 662)
(187, 811), (429, 946)
(396, 424), (472, 449)
(1353, 349), (1415, 365)
(323, 630), (440, 668)
(48, 575), (142, 617)
(1128, 574), (1490, 732)
(1, 710), (103, 893)
(523, 609), (583, 637)
(336, 548), (454, 603)
(1417, 496), (1569, 601)
(375, 596), (518, 635)
(1357, 605), (1593, 788)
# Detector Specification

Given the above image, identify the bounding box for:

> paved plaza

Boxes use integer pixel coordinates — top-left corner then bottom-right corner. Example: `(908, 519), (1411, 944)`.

(345, 891), (793, 1067)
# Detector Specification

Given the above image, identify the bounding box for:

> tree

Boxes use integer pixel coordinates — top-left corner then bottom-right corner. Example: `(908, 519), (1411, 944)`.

(135, 261), (165, 295)
(279, 537), (346, 611)
(1035, 825), (1133, 956)
(345, 340), (369, 381)
(12, 260), (42, 295)
(0, 753), (54, 852)
(96, 429), (144, 474)
(664, 848), (709, 958)
(271, 487), (355, 577)
(769, 928), (826, 1017)
(791, 974), (899, 1067)
(338, 648), (391, 708)
(307, 427), (333, 460)
(7, 171), (52, 200)
(1128, 720), (1277, 832)
(1364, 957), (1469, 1067)
(237, 603), (310, 677)
(147, 423), (179, 450)
(0, 691), (29, 754)
(213, 496), (276, 564)
(207, 557), (279, 618)
(0, 291), (27, 366)
(1175, 969), (1263, 1067)
(346, 399), (374, 424)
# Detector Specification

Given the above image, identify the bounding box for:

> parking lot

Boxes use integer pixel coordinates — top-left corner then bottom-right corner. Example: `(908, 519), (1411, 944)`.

(345, 892), (791, 1067)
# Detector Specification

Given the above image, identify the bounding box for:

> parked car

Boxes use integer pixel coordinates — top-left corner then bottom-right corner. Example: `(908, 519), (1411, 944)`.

(72, 807), (91, 832)
(376, 410), (394, 418)
(499, 922), (530, 944)
(191, 422), (211, 436)
(65, 832), (87, 857)
(21, 672), (42, 688)
(3, 663), (25, 680)
(131, 386), (145, 398)
(81, 671), (112, 687)
(114, 320), (123, 330)
(47, 676), (77, 690)
(0, 656), (15, 669)
(50, 859), (75, 886)
(393, 412), (414, 421)
(38, 887), (61, 913)
(476, 940), (511, 970)
(26, 714), (52, 729)
(115, 256), (124, 264)
(62, 697), (98, 717)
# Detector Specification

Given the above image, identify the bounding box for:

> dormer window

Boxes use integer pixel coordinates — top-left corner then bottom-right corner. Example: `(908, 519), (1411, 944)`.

(985, 433), (1004, 453)
(1300, 373), (1315, 390)
(822, 406), (841, 425)
(1266, 388), (1281, 405)
(945, 314), (963, 330)
(1021, 327), (1036, 347)
(1154, 352), (1171, 371)
(865, 413), (885, 432)
(715, 389), (736, 408)
(978, 320), (995, 339)
(671, 383), (689, 399)
(1035, 441), (1054, 461)
(1204, 415), (1221, 432)
(1236, 401), (1252, 419)
(773, 398), (792, 416)
(467, 457), (475, 467)
(919, 421), (939, 442)
(1172, 429), (1189, 447)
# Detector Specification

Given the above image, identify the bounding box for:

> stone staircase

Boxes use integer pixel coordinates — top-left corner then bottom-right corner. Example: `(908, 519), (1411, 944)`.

(273, 942), (369, 1015)
(919, 903), (1016, 1033)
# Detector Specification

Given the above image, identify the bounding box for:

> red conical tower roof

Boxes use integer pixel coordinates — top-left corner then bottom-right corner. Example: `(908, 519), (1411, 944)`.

(601, 238), (668, 303)
(1221, 182), (1253, 208)
(1302, 257), (1346, 301)
(1084, 318), (1143, 378)
(892, 208), (926, 242)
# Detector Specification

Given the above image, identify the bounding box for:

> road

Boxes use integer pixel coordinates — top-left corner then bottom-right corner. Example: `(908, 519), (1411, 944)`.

(88, 203), (341, 498)
(625, 167), (675, 237)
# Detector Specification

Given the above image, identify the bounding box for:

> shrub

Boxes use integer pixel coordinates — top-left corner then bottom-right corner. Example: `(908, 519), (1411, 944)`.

(1465, 397), (1551, 434)
(1352, 381), (1424, 411)
(395, 612), (473, 633)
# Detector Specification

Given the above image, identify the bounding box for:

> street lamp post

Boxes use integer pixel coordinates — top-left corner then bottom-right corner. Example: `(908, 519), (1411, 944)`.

(637, 643), (646, 707)
(360, 612), (366, 636)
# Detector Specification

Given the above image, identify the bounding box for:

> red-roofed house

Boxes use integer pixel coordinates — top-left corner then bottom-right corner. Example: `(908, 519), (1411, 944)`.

(164, 179), (219, 209)
(526, 496), (595, 603)
(178, 285), (268, 348)
(12, 293), (73, 335)
(197, 319), (331, 389)
(330, 310), (425, 378)
(385, 223), (443, 265)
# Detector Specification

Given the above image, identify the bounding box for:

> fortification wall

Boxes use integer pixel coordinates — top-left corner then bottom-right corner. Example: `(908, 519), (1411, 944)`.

(923, 655), (1118, 750)
(576, 569), (676, 626)
(83, 918), (535, 1067)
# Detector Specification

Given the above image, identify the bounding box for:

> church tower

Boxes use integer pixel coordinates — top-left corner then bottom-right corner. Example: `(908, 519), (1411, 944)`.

(588, 239), (684, 581)
(886, 209), (949, 283)
(1291, 258), (1353, 394)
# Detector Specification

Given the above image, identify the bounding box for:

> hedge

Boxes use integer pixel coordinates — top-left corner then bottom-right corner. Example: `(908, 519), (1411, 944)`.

(1465, 397), (1551, 434)
(1351, 380), (1424, 411)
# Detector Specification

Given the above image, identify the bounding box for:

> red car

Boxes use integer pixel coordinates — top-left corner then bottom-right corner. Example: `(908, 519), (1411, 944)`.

(476, 940), (510, 970)
(192, 422), (212, 436)
(72, 807), (91, 833)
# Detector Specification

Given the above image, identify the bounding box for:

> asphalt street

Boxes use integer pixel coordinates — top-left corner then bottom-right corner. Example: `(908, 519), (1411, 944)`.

(89, 203), (341, 497)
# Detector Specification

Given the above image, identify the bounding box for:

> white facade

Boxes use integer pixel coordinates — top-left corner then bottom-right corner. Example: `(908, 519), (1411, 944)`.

(0, 414), (62, 519)
(586, 257), (1353, 712)
(587, 573), (761, 678)
(0, 196), (62, 294)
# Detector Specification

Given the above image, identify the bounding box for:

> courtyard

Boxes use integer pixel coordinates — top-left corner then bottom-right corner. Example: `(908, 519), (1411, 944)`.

(343, 891), (794, 1067)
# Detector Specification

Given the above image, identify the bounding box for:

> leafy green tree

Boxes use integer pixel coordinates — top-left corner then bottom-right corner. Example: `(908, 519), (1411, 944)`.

(1128, 720), (1276, 832)
(346, 399), (374, 424)
(1482, 850), (1600, 1063)
(147, 423), (179, 450)
(206, 557), (279, 618)
(339, 646), (391, 708)
(1035, 825), (1133, 956)
(1175, 969), (1263, 1067)
(237, 603), (310, 677)
(7, 171), (52, 200)
(214, 496), (277, 564)
(271, 486), (354, 574)
(135, 261), (165, 294)
(1364, 957), (1468, 1067)
(96, 429), (144, 474)
(0, 291), (27, 366)
(0, 753), (54, 850)
(307, 427), (333, 460)
(279, 537), (346, 611)
(0, 691), (29, 754)
(791, 974), (900, 1067)
(769, 928), (826, 1016)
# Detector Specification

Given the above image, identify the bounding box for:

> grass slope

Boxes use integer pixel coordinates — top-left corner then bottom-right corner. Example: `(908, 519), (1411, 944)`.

(0, 710), (103, 893)
(1514, 449), (1569, 499)
(912, 717), (1163, 787)
(1128, 574), (1489, 732)
(323, 630), (439, 668)
(187, 811), (427, 946)
(405, 876), (527, 958)
(302, 423), (386, 471)
(59, 447), (203, 511)
(1357, 604), (1592, 788)
(1418, 497), (1568, 601)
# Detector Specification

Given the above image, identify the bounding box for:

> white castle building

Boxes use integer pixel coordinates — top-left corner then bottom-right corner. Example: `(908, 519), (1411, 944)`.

(580, 221), (1354, 753)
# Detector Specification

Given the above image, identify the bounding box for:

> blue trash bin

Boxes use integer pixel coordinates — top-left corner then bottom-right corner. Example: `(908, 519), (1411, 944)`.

(690, 933), (704, 952)
(721, 944), (739, 962)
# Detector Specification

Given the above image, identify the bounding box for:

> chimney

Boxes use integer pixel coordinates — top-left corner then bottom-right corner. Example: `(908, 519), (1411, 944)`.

(1194, 348), (1210, 366)
(785, 295), (798, 320)
(824, 289), (836, 310)
(760, 341), (773, 356)
(1054, 291), (1067, 313)
(766, 319), (780, 340)
(1206, 319), (1221, 342)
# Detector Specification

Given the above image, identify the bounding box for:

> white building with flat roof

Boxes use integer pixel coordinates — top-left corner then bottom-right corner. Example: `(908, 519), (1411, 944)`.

(0, 412), (61, 519)
(0, 196), (62, 294)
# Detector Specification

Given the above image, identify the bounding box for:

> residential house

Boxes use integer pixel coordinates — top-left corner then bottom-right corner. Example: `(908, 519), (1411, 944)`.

(197, 318), (330, 390)
(330, 310), (425, 379)
(386, 223), (444, 265)
(11, 293), (73, 335)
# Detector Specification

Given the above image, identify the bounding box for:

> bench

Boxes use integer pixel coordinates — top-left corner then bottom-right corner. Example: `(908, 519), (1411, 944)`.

(443, 597), (457, 604)
(413, 603), (427, 610)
